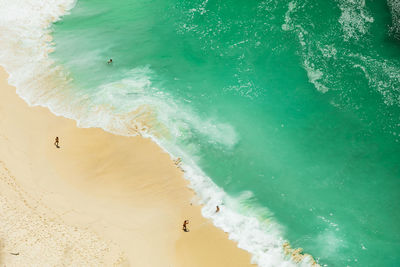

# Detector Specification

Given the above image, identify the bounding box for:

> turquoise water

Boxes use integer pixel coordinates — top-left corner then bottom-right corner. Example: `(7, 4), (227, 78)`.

(50, 0), (400, 265)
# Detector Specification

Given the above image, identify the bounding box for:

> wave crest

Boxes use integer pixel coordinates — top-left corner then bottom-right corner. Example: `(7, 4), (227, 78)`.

(0, 0), (319, 266)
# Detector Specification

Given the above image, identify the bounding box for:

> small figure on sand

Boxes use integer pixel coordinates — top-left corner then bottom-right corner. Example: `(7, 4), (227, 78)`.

(216, 205), (220, 213)
(54, 136), (60, 148)
(182, 220), (189, 232)
(107, 58), (113, 64)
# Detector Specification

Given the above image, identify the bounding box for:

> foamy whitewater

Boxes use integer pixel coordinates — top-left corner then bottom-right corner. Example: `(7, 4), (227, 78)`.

(1, 0), (400, 266)
(0, 0), (315, 266)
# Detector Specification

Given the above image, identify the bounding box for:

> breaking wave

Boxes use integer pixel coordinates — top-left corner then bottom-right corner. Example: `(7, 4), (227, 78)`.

(0, 0), (318, 266)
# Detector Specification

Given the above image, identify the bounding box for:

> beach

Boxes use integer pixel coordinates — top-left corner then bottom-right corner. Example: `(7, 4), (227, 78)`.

(1, 0), (399, 265)
(0, 67), (254, 266)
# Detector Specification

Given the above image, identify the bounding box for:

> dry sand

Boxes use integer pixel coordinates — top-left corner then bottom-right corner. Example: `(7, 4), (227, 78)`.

(0, 67), (254, 266)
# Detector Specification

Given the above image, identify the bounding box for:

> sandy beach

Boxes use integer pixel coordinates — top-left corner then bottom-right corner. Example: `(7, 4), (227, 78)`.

(0, 67), (254, 266)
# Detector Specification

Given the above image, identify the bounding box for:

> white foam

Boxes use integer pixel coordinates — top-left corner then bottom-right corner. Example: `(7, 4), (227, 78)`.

(302, 59), (328, 93)
(387, 0), (400, 39)
(155, 141), (317, 267)
(0, 0), (317, 266)
(67, 71), (310, 267)
(0, 0), (77, 119)
(350, 53), (400, 106)
(337, 0), (374, 41)
(281, 1), (297, 32)
(281, 1), (329, 94)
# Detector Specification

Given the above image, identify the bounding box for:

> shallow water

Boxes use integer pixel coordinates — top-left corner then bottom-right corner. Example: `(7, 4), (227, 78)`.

(2, 0), (400, 265)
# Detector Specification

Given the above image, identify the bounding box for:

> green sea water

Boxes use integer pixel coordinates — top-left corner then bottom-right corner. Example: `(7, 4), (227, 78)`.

(51, 0), (400, 265)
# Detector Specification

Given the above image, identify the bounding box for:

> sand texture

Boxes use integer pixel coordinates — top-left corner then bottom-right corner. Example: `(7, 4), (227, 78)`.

(0, 67), (254, 266)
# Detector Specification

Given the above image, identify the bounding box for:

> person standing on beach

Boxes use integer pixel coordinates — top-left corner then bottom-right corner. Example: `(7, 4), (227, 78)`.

(182, 220), (189, 232)
(54, 136), (59, 148)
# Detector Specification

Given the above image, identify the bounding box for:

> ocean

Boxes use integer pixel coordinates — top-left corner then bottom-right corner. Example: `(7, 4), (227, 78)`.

(1, 0), (400, 266)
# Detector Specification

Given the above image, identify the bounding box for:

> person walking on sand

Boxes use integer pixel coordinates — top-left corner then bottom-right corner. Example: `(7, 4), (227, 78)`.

(54, 136), (60, 148)
(182, 220), (189, 232)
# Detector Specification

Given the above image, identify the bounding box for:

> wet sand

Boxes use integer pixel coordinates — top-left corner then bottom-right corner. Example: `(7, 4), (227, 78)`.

(0, 67), (254, 266)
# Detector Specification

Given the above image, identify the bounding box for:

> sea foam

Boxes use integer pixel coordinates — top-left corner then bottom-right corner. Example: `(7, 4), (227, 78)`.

(0, 0), (317, 266)
(388, 0), (400, 39)
(337, 0), (374, 41)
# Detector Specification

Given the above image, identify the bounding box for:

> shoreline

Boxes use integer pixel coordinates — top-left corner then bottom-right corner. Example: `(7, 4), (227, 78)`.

(0, 67), (254, 266)
(0, 0), (318, 264)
